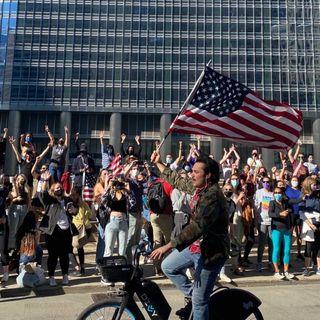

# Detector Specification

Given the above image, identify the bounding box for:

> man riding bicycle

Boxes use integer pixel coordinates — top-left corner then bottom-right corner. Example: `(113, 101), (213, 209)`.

(150, 151), (230, 320)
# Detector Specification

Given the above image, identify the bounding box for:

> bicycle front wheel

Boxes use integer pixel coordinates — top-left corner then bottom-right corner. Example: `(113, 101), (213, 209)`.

(246, 308), (264, 320)
(77, 299), (138, 320)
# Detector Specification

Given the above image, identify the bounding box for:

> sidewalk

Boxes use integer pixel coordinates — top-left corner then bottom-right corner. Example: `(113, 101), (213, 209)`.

(1, 239), (319, 299)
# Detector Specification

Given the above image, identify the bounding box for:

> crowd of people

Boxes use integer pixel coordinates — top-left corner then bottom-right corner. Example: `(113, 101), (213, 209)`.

(0, 125), (320, 292)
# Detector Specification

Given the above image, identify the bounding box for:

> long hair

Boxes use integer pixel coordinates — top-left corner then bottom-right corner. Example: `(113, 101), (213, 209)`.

(301, 176), (317, 196)
(48, 182), (64, 198)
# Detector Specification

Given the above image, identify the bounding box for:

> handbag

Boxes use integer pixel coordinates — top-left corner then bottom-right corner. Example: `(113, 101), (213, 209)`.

(72, 224), (88, 249)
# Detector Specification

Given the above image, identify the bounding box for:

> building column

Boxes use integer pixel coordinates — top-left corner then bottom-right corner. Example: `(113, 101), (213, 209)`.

(5, 110), (21, 175)
(109, 113), (122, 153)
(60, 112), (72, 170)
(312, 118), (320, 163)
(160, 114), (172, 160)
(210, 137), (222, 162)
(261, 148), (275, 170)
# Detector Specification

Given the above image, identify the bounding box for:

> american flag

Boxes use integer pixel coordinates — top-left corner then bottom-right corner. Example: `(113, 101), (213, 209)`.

(108, 153), (123, 176)
(169, 67), (303, 150)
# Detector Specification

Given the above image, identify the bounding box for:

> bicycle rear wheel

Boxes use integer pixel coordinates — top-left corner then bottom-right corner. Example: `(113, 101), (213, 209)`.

(77, 299), (138, 320)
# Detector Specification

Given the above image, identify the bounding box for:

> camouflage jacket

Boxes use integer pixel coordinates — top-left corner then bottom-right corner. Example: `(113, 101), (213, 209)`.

(161, 167), (230, 264)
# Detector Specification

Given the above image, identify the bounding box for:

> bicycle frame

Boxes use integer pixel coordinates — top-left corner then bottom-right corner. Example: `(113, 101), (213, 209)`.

(104, 279), (172, 320)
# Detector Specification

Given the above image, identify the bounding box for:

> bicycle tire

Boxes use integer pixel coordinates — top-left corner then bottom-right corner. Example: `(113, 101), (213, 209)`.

(76, 299), (138, 320)
(246, 308), (264, 320)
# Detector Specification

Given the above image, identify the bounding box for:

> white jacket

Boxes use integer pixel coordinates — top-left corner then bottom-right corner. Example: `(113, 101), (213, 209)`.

(300, 211), (320, 242)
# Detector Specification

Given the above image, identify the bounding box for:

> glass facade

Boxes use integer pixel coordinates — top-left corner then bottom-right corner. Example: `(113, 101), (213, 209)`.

(0, 0), (319, 169)
(0, 0), (318, 112)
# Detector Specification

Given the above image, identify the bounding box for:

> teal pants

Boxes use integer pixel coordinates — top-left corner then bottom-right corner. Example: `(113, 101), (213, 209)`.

(271, 229), (292, 265)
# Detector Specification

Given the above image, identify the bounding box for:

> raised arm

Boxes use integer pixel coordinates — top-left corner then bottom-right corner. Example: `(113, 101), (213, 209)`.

(3, 127), (8, 139)
(64, 126), (69, 148)
(38, 141), (53, 161)
(9, 136), (21, 163)
(134, 135), (142, 158)
(31, 156), (41, 179)
(196, 135), (201, 152)
(219, 148), (229, 165)
(45, 125), (54, 143)
(232, 145), (241, 167)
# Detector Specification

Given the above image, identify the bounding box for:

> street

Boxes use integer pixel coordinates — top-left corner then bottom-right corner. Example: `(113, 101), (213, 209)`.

(0, 282), (320, 319)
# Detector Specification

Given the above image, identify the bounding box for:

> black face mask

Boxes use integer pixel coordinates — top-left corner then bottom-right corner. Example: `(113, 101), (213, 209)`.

(224, 191), (233, 198)
(54, 190), (63, 197)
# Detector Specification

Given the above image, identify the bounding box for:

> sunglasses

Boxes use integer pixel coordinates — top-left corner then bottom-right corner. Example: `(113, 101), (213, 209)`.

(274, 192), (282, 194)
(262, 180), (270, 183)
(224, 189), (233, 191)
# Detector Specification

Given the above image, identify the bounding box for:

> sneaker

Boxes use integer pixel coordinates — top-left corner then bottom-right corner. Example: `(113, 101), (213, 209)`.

(219, 273), (232, 283)
(49, 277), (57, 287)
(274, 272), (285, 280)
(100, 278), (114, 287)
(62, 274), (69, 285)
(316, 269), (320, 276)
(302, 268), (310, 277)
(1, 272), (9, 283)
(176, 299), (192, 318)
(284, 271), (295, 279)
(256, 263), (263, 272)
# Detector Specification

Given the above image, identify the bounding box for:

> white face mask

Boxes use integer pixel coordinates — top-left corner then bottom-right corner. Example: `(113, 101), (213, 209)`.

(130, 169), (138, 178)
(291, 181), (299, 188)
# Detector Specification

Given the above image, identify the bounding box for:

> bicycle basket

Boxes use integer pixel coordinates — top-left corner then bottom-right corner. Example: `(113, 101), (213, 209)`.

(98, 256), (134, 283)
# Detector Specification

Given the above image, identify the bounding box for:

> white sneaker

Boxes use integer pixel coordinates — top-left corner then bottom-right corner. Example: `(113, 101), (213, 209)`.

(49, 277), (57, 287)
(100, 278), (114, 287)
(284, 271), (295, 279)
(316, 269), (320, 276)
(274, 272), (285, 280)
(219, 273), (232, 283)
(1, 272), (9, 283)
(62, 274), (69, 285)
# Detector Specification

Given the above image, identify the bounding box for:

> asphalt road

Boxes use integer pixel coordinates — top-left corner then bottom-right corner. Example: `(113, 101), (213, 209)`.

(1, 282), (320, 319)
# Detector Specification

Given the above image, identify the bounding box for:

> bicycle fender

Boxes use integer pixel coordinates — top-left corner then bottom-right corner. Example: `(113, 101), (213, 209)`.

(209, 287), (262, 320)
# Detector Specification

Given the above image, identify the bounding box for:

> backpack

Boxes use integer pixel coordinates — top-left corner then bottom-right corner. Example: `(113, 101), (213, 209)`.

(147, 180), (167, 214)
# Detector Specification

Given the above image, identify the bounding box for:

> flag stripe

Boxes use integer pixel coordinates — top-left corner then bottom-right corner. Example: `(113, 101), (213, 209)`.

(180, 107), (299, 145)
(170, 123), (287, 149)
(169, 67), (302, 149)
(245, 94), (303, 127)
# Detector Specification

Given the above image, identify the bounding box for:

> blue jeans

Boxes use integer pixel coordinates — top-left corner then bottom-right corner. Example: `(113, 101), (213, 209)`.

(161, 248), (225, 320)
(19, 245), (43, 266)
(104, 216), (128, 257)
(272, 229), (292, 265)
(48, 163), (63, 182)
(126, 213), (142, 263)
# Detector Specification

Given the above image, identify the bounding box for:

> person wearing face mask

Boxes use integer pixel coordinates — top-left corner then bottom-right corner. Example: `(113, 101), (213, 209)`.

(120, 133), (142, 161)
(218, 183), (236, 283)
(19, 132), (36, 160)
(268, 187), (295, 280)
(46, 125), (69, 183)
(254, 176), (274, 272)
(39, 180), (77, 286)
(99, 131), (115, 169)
(299, 177), (320, 276)
(285, 176), (304, 261)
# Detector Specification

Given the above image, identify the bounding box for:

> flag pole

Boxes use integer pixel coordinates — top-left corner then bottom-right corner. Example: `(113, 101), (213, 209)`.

(157, 61), (211, 151)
